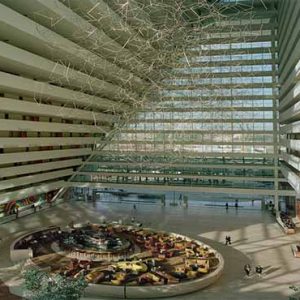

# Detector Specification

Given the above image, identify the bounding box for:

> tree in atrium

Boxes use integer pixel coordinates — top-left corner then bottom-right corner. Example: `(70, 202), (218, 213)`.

(23, 268), (88, 300)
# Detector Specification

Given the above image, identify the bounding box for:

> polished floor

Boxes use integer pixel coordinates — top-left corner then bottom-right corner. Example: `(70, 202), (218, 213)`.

(0, 199), (300, 300)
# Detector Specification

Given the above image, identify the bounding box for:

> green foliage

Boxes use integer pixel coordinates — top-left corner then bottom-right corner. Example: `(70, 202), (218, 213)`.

(23, 268), (48, 292)
(63, 236), (76, 245)
(23, 269), (88, 300)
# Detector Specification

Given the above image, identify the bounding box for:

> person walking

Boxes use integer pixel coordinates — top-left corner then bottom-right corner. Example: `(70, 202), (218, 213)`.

(244, 264), (251, 276)
(225, 202), (229, 210)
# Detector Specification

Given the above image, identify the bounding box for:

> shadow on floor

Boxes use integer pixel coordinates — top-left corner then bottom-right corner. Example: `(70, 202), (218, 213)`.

(0, 280), (21, 300)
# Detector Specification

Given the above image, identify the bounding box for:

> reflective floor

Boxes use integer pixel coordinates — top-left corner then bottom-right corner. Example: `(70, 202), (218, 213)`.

(0, 198), (300, 300)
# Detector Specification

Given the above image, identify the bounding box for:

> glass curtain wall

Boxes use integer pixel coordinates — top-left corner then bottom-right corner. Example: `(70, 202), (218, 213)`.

(72, 3), (286, 195)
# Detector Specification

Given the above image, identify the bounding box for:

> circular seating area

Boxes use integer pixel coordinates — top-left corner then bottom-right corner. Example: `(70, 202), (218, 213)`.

(11, 223), (224, 298)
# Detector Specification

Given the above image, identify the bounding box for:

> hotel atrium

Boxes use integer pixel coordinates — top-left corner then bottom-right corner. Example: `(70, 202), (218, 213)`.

(0, 0), (300, 299)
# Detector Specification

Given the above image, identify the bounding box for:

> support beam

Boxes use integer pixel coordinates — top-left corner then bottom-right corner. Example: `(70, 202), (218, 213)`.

(0, 159), (82, 178)
(0, 148), (91, 165)
(0, 137), (101, 148)
(0, 98), (117, 124)
(0, 42), (139, 102)
(0, 169), (73, 191)
(0, 3), (145, 90)
(0, 71), (129, 113)
(0, 0), (152, 78)
(104, 0), (159, 42)
(67, 181), (296, 196)
(0, 119), (109, 134)
(0, 181), (66, 204)
(62, 0), (158, 63)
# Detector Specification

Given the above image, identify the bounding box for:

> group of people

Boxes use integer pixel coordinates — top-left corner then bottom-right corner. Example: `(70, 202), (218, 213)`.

(224, 236), (264, 278)
(225, 200), (239, 210)
(244, 264), (263, 277)
(280, 211), (296, 229)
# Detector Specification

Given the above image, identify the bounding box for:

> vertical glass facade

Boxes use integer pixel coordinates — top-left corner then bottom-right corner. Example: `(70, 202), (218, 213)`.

(104, 15), (278, 155)
(72, 5), (284, 194)
(70, 2), (293, 199)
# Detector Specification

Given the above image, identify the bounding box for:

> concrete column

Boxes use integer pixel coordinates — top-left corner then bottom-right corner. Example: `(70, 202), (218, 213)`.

(271, 13), (280, 218)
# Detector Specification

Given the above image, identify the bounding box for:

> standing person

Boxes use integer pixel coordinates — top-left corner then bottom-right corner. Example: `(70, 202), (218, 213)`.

(225, 202), (229, 210)
(133, 204), (136, 210)
(256, 265), (263, 277)
(244, 264), (251, 276)
(235, 199), (239, 209)
(123, 282), (127, 299)
(225, 235), (232, 245)
(68, 220), (75, 228)
(15, 205), (19, 219)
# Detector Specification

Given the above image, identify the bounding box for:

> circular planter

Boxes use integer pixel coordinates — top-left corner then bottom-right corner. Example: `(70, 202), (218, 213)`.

(10, 223), (224, 299)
